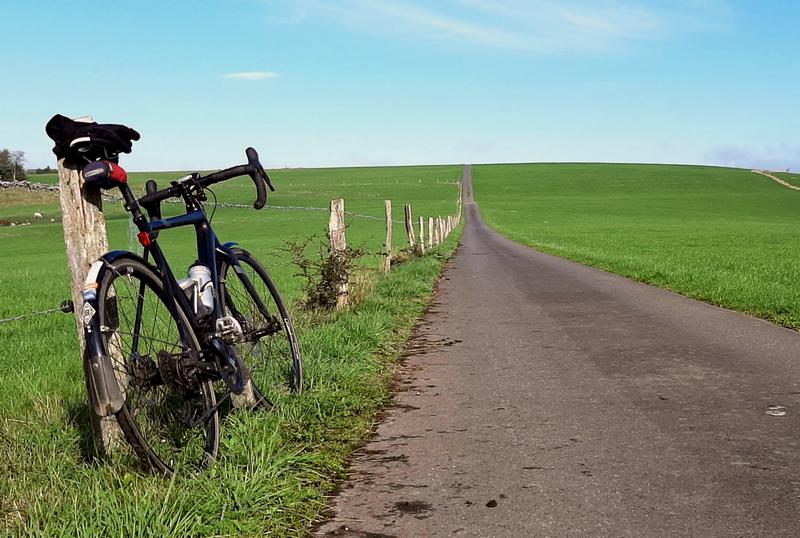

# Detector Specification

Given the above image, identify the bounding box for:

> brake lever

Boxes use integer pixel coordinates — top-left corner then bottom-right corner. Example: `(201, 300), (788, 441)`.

(262, 169), (276, 192)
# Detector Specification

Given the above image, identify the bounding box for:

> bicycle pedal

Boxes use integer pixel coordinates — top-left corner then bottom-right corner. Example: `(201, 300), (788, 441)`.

(216, 315), (243, 344)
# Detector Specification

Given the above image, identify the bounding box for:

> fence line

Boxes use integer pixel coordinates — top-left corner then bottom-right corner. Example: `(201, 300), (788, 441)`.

(0, 301), (73, 325)
(1, 181), (406, 224)
(4, 171), (466, 322)
(336, 173), (464, 276)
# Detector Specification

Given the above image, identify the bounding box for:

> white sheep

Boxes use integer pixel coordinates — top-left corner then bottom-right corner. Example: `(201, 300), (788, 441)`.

(33, 212), (43, 220)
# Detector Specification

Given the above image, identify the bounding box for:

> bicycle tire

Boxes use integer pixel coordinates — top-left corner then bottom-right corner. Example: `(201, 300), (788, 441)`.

(91, 255), (220, 474)
(219, 248), (303, 409)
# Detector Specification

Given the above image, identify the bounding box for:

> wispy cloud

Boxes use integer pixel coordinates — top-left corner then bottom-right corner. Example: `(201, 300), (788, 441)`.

(706, 145), (800, 171)
(277, 0), (731, 54)
(222, 71), (280, 80)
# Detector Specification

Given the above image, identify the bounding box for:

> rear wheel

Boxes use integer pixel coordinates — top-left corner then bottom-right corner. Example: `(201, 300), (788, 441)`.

(94, 257), (220, 475)
(219, 249), (302, 409)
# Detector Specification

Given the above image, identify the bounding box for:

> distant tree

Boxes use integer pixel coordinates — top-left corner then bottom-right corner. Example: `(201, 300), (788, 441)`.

(0, 149), (27, 181)
(0, 150), (10, 180)
(11, 151), (26, 181)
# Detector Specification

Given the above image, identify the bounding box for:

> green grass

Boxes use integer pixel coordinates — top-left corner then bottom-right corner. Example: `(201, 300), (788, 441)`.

(21, 172), (60, 185)
(0, 164), (462, 536)
(474, 163), (800, 329)
(774, 171), (800, 188)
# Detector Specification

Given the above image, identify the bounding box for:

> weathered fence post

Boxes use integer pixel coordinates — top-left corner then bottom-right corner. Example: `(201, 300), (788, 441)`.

(404, 204), (416, 249)
(329, 198), (348, 308)
(58, 148), (123, 457)
(418, 216), (426, 255)
(457, 180), (463, 223)
(428, 217), (435, 248)
(384, 200), (392, 273)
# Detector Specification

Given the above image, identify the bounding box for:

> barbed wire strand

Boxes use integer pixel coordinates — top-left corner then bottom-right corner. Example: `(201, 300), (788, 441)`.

(0, 301), (73, 325)
(2, 178), (462, 322)
(2, 182), (414, 224)
(155, 199), (403, 223)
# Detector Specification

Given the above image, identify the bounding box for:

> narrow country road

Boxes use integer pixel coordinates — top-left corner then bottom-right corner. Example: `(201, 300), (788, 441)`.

(316, 166), (800, 537)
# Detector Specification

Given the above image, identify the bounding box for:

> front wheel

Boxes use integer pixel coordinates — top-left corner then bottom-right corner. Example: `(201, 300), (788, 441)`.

(219, 249), (303, 409)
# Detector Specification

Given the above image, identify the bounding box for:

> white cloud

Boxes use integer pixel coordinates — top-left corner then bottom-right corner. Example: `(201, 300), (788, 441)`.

(705, 145), (800, 171)
(222, 71), (280, 80)
(280, 0), (731, 54)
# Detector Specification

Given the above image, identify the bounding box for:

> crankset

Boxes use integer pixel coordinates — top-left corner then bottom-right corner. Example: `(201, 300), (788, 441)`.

(209, 336), (249, 395)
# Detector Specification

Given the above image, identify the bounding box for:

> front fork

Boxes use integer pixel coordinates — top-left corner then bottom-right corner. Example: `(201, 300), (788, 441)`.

(213, 244), (279, 393)
(217, 243), (272, 321)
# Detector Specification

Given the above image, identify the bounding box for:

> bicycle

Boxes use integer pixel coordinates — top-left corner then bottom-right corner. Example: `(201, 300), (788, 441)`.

(46, 115), (303, 475)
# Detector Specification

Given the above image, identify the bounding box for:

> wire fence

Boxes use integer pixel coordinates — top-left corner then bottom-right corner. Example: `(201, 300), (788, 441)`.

(0, 301), (73, 325)
(1, 177), (458, 323)
(1, 181), (406, 224)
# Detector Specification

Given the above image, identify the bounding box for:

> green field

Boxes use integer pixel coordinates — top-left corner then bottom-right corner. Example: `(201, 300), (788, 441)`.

(775, 171), (800, 188)
(0, 165), (462, 536)
(11, 160), (796, 535)
(474, 163), (800, 329)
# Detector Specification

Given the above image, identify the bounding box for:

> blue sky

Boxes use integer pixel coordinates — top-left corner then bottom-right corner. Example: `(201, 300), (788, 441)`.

(2, 1), (798, 171)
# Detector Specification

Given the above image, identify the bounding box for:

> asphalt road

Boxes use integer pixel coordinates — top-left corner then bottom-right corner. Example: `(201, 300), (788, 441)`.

(316, 166), (800, 537)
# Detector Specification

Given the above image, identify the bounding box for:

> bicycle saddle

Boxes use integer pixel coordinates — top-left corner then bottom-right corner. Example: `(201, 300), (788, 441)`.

(45, 114), (140, 164)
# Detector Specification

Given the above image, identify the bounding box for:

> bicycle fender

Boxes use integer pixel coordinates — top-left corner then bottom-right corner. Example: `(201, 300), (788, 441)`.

(81, 255), (132, 417)
(100, 249), (149, 266)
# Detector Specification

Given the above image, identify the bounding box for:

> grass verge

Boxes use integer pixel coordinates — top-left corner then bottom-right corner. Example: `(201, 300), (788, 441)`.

(0, 232), (460, 537)
(0, 163), (462, 536)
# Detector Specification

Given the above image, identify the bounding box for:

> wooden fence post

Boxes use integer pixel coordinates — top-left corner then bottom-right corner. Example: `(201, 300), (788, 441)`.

(329, 198), (348, 308)
(58, 153), (123, 457)
(428, 217), (434, 249)
(404, 204), (416, 249)
(418, 216), (426, 255)
(455, 180), (463, 226)
(384, 200), (392, 273)
(457, 181), (463, 222)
